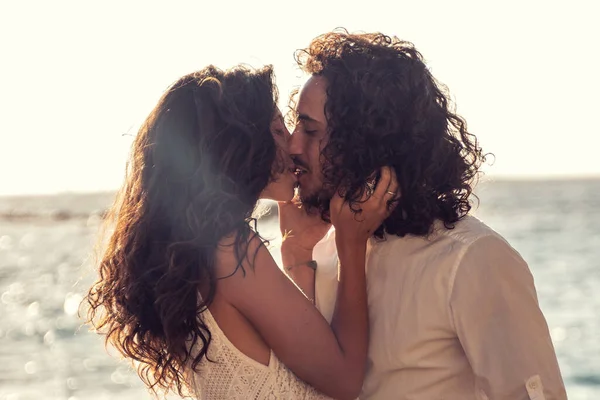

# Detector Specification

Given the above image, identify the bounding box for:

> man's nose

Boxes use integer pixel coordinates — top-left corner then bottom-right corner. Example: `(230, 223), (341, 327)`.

(289, 128), (303, 156)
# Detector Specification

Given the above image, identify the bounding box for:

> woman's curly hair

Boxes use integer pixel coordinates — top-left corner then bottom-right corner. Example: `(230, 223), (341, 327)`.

(84, 65), (278, 396)
(296, 30), (487, 237)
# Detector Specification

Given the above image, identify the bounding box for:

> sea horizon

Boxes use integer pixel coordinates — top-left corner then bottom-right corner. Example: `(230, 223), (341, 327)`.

(1, 178), (598, 399)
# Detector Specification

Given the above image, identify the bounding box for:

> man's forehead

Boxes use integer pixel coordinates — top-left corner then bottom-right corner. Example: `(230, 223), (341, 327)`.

(296, 75), (327, 122)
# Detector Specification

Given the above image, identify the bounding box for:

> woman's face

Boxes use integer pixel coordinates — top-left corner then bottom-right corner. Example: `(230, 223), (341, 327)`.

(260, 110), (297, 202)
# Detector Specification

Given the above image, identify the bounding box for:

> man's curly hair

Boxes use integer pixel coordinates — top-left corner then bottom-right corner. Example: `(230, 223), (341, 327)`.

(295, 30), (487, 237)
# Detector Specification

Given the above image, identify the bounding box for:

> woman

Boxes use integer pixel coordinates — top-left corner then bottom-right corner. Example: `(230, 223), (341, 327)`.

(84, 64), (397, 399)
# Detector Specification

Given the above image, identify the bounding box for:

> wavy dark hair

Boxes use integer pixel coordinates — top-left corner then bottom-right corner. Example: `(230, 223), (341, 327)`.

(84, 65), (279, 396)
(295, 30), (487, 237)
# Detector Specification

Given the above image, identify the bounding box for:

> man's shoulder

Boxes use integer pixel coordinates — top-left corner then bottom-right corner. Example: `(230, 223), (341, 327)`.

(377, 215), (500, 246)
(428, 216), (519, 269)
(434, 214), (502, 246)
(323, 215), (504, 254)
(369, 215), (507, 262)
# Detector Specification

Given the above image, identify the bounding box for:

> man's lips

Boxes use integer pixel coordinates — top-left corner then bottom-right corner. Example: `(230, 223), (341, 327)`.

(293, 164), (309, 177)
(294, 169), (307, 178)
(291, 156), (310, 176)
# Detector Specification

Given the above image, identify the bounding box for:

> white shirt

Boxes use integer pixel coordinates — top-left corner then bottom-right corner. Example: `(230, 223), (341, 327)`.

(313, 215), (567, 400)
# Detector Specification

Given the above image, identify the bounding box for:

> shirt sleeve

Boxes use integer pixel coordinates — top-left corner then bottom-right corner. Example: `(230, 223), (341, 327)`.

(312, 229), (339, 324)
(449, 234), (568, 400)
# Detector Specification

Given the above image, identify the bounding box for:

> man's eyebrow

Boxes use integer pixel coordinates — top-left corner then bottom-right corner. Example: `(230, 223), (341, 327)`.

(296, 113), (320, 123)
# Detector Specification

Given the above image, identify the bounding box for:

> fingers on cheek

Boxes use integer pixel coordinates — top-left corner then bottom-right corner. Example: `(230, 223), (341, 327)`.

(382, 167), (392, 183)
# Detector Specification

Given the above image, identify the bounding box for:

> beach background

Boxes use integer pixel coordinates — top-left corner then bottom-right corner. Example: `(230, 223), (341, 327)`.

(0, 178), (598, 400)
(2, 1), (599, 399)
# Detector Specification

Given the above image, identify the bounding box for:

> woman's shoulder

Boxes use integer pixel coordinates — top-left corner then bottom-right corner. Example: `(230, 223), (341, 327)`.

(214, 231), (271, 278)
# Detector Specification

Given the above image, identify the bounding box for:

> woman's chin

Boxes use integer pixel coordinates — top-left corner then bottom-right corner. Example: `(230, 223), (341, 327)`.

(267, 187), (295, 202)
(260, 175), (297, 202)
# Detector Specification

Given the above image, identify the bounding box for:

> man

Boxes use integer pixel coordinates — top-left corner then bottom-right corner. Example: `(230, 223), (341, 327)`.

(280, 31), (567, 399)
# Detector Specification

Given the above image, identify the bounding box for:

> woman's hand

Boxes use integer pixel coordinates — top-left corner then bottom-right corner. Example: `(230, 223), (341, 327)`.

(330, 166), (398, 247)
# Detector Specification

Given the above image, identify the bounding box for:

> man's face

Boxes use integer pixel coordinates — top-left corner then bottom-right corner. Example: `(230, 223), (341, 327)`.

(290, 76), (330, 206)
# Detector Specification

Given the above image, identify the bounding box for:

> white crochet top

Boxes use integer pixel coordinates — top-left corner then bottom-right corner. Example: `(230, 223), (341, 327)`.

(186, 308), (334, 400)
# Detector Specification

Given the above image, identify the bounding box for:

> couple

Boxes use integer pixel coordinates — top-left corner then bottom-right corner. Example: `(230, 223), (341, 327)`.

(85, 31), (567, 399)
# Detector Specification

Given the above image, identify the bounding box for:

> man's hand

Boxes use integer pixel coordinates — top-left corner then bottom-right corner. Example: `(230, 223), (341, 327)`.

(278, 197), (331, 266)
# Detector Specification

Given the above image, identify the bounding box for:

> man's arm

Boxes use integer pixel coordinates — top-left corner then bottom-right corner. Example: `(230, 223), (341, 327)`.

(281, 243), (317, 303)
(278, 200), (331, 303)
(450, 235), (567, 400)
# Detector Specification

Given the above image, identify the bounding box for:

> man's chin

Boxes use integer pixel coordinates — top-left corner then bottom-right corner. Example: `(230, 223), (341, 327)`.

(298, 186), (331, 215)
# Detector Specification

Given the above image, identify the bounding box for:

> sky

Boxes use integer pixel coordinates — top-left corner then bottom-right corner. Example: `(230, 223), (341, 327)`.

(1, 0), (599, 195)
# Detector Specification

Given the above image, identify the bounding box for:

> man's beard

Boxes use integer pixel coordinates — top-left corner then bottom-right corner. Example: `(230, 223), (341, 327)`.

(298, 185), (333, 221)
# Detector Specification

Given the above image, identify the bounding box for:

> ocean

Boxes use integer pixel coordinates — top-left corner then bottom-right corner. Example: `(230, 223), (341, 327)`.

(0, 179), (598, 399)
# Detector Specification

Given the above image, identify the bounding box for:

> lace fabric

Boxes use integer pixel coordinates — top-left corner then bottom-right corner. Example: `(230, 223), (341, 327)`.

(186, 309), (333, 400)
